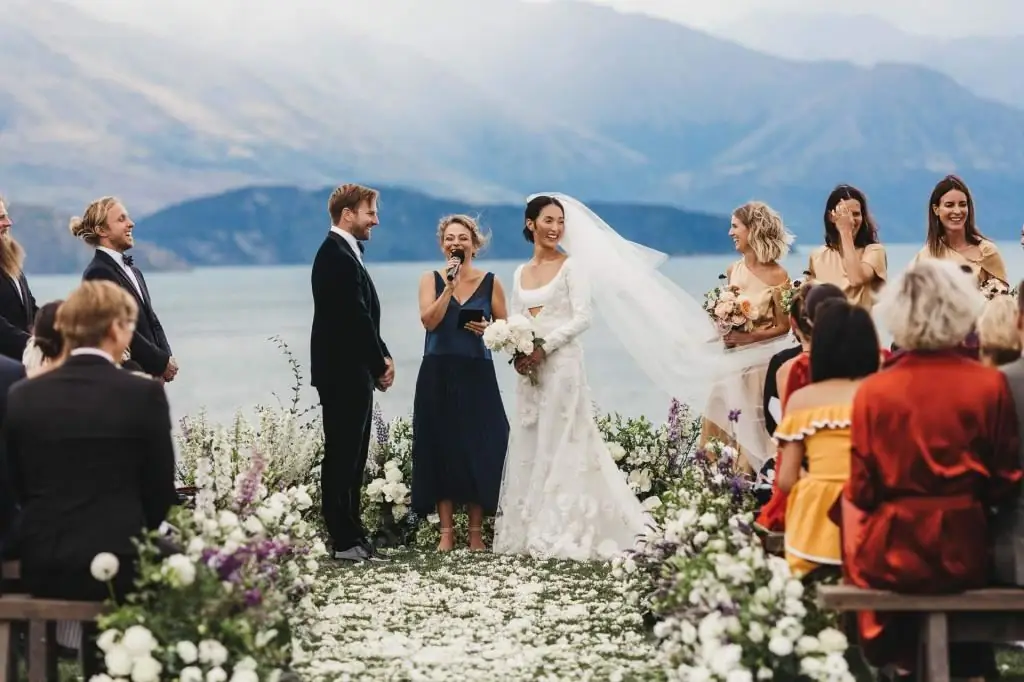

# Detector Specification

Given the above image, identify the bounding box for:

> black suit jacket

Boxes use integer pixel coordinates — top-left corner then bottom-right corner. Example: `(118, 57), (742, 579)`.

(0, 272), (36, 361)
(4, 354), (177, 566)
(763, 344), (803, 436)
(310, 232), (390, 394)
(82, 250), (172, 377)
(0, 355), (26, 543)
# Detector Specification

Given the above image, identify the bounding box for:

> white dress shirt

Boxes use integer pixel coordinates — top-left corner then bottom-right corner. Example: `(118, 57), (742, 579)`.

(97, 246), (144, 299)
(69, 347), (115, 364)
(7, 275), (21, 303)
(330, 226), (363, 266)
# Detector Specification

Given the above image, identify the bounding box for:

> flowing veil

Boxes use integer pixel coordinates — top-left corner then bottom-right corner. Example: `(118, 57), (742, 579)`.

(533, 193), (793, 467)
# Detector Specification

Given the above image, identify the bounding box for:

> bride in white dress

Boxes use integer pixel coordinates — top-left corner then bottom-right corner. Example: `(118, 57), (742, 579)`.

(492, 195), (649, 560)
(492, 193), (763, 561)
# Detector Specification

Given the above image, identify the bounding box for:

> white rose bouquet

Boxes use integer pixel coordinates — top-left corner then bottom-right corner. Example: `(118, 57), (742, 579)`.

(482, 314), (546, 386)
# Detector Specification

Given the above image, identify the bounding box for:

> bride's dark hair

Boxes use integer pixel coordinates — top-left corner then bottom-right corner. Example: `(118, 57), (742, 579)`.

(33, 300), (65, 360)
(523, 196), (564, 242)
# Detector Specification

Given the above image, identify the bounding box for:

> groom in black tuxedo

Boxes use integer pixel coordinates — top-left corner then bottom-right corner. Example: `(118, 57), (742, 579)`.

(311, 184), (394, 562)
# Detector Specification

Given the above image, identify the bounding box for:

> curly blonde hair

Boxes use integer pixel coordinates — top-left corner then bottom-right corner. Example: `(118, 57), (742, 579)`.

(878, 259), (983, 351)
(69, 196), (121, 246)
(733, 201), (794, 263)
(978, 295), (1021, 364)
(437, 214), (489, 253)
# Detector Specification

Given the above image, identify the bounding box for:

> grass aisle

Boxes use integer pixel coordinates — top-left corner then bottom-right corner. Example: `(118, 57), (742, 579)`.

(292, 550), (663, 681)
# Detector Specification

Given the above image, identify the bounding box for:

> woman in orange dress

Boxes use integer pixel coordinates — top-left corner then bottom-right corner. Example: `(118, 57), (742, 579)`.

(775, 300), (880, 577)
(805, 184), (887, 311)
(845, 258), (1022, 680)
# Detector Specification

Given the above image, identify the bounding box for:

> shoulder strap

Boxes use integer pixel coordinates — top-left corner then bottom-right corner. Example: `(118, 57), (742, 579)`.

(432, 271), (444, 296)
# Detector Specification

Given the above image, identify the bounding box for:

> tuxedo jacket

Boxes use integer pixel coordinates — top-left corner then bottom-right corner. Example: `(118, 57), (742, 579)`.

(82, 250), (172, 377)
(0, 355), (26, 545)
(4, 354), (178, 567)
(310, 232), (390, 396)
(0, 271), (36, 361)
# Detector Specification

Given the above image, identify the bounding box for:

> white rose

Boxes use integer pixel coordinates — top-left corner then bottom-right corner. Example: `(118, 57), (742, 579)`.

(176, 641), (199, 664)
(104, 645), (133, 677)
(234, 656), (257, 671)
(130, 655), (162, 682)
(698, 512), (718, 530)
(392, 503), (409, 520)
(816, 627), (848, 653)
(515, 338), (535, 356)
(242, 516), (264, 535)
(795, 635), (819, 655)
(384, 467), (403, 483)
(206, 668), (227, 682)
(229, 671), (258, 682)
(607, 442), (627, 462)
(90, 553), (120, 582)
(121, 625), (158, 657)
(179, 667), (203, 682)
(726, 670), (753, 682)
(163, 554), (197, 587)
(96, 628), (119, 652)
(767, 634), (793, 657)
(292, 487), (313, 510)
(186, 537), (206, 556)
(198, 639), (229, 667)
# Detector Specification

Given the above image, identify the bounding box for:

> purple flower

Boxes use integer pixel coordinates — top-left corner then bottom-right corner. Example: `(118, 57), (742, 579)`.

(666, 398), (683, 443)
(727, 409), (741, 423)
(244, 588), (263, 607)
(234, 449), (266, 513)
(373, 404), (389, 449)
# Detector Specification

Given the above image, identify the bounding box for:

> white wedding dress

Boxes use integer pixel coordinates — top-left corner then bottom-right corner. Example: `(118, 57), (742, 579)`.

(492, 258), (649, 561)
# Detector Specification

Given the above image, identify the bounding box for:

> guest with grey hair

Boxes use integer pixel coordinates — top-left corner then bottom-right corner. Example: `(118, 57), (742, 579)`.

(843, 259), (1021, 681)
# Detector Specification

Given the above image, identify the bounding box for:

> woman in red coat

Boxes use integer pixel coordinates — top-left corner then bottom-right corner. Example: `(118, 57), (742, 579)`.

(845, 258), (1022, 680)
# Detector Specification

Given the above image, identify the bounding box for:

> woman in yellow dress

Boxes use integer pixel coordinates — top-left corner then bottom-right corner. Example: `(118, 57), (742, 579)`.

(805, 184), (887, 311)
(911, 174), (1007, 287)
(774, 299), (881, 577)
(702, 201), (794, 474)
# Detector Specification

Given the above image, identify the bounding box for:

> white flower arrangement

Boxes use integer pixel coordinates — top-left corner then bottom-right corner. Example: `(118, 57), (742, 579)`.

(482, 314), (546, 385)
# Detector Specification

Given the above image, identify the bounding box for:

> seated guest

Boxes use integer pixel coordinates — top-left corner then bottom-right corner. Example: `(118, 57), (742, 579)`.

(977, 295), (1021, 368)
(993, 282), (1024, 586)
(4, 280), (178, 601)
(846, 259), (1021, 680)
(22, 300), (66, 378)
(774, 299), (879, 578)
(0, 354), (25, 549)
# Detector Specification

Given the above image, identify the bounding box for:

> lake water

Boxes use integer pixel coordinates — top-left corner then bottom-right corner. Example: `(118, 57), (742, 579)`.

(26, 242), (1023, 427)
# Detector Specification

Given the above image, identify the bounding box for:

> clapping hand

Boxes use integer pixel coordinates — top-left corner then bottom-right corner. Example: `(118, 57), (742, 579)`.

(830, 201), (855, 236)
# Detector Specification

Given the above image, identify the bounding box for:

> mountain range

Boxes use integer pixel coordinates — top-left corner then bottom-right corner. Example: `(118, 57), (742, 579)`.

(8, 185), (732, 272)
(3, 0), (1024, 258)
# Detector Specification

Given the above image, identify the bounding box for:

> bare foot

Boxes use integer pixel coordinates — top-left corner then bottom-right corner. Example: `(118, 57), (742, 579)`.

(437, 528), (454, 552)
(468, 527), (486, 552)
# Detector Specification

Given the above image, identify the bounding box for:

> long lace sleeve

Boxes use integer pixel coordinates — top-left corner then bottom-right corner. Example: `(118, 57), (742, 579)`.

(510, 265), (524, 317)
(544, 260), (592, 354)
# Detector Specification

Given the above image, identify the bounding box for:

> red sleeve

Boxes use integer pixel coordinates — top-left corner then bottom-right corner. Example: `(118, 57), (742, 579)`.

(846, 383), (879, 512)
(986, 375), (1023, 508)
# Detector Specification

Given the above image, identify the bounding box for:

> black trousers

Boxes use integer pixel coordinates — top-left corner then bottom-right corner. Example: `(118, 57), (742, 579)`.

(319, 383), (374, 551)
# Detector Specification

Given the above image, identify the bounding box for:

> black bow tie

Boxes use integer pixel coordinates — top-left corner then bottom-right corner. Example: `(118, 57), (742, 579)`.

(122, 255), (134, 267)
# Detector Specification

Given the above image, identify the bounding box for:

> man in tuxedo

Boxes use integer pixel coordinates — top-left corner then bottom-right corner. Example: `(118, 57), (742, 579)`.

(0, 197), (38, 360)
(311, 184), (394, 563)
(71, 197), (177, 381)
(0, 353), (26, 549)
(4, 280), (177, 602)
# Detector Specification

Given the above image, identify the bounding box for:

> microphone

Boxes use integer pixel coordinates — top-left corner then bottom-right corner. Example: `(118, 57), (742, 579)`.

(446, 248), (465, 282)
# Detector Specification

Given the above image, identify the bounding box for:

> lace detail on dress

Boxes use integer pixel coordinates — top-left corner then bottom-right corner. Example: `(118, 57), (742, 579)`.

(22, 338), (43, 372)
(495, 258), (649, 561)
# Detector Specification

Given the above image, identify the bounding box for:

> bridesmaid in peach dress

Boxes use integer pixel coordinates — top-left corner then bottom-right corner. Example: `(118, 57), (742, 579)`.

(805, 185), (887, 311)
(701, 201), (794, 474)
(910, 174), (1008, 287)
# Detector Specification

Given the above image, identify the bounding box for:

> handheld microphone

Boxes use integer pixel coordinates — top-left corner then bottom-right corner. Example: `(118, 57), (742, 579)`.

(446, 248), (465, 282)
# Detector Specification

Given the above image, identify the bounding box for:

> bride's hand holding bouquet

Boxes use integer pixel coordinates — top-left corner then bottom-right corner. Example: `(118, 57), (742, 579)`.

(702, 275), (755, 348)
(483, 314), (546, 386)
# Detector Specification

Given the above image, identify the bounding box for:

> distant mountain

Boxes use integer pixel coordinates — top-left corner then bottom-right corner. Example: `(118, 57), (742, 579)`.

(4, 0), (1024, 242)
(133, 185), (734, 266)
(6, 203), (188, 275)
(722, 11), (1024, 110)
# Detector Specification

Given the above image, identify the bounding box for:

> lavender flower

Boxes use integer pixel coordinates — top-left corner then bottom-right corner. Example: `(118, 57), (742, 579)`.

(727, 409), (741, 423)
(666, 398), (683, 444)
(234, 449), (266, 513)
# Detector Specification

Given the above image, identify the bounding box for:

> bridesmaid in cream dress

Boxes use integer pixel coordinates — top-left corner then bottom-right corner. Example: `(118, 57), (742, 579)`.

(702, 201), (794, 474)
(911, 174), (1007, 287)
(806, 185), (887, 311)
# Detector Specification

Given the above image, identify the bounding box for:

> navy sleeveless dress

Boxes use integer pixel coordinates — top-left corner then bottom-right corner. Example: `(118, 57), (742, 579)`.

(411, 272), (510, 515)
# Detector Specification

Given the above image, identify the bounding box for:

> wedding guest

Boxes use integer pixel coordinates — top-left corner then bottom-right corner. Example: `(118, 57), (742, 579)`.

(70, 197), (177, 382)
(978, 295), (1022, 368)
(0, 353), (26, 549)
(911, 174), (1007, 288)
(774, 299), (879, 578)
(805, 185), (886, 310)
(22, 301), (66, 378)
(845, 259), (1021, 680)
(4, 280), (178, 602)
(411, 215), (509, 552)
(0, 196), (38, 360)
(994, 281), (1024, 586)
(756, 282), (846, 531)
(702, 201), (794, 475)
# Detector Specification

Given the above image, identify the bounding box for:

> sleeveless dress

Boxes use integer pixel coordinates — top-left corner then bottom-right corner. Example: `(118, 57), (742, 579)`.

(410, 272), (509, 516)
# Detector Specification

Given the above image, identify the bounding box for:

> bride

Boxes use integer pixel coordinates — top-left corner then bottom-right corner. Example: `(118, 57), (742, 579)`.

(493, 193), (765, 561)
(492, 195), (649, 560)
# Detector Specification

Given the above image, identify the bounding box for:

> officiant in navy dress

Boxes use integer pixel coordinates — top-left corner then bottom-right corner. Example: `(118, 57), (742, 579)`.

(411, 216), (509, 552)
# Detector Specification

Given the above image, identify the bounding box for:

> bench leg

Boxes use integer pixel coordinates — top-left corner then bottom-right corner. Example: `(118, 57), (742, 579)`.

(80, 621), (101, 679)
(920, 613), (950, 682)
(26, 620), (57, 682)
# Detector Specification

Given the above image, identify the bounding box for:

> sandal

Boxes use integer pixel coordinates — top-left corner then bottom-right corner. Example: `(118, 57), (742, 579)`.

(437, 528), (454, 552)
(468, 526), (486, 552)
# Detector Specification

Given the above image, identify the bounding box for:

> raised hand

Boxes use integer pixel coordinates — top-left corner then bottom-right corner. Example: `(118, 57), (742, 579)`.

(831, 201), (855, 235)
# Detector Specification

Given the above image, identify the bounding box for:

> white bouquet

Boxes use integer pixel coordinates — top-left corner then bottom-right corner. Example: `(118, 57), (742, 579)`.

(483, 314), (545, 386)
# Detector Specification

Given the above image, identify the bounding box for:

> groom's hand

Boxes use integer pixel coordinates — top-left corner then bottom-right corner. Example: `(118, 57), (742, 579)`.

(376, 357), (395, 391)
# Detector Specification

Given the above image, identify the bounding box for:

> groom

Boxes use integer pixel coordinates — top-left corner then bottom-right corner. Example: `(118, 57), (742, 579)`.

(310, 184), (394, 563)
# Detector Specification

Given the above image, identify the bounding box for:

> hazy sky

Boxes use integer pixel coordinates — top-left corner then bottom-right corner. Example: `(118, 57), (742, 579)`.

(67, 0), (1023, 38)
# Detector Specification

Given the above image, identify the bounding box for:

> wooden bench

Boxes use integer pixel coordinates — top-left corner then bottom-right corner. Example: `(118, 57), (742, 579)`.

(0, 560), (105, 682)
(818, 584), (1024, 682)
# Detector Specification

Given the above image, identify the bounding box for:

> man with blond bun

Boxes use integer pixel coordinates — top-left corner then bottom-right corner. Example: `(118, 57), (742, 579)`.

(70, 197), (176, 381)
(311, 183), (393, 563)
(4, 280), (177, 606)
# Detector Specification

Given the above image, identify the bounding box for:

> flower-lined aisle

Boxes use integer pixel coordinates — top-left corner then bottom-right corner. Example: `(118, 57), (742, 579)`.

(293, 553), (658, 680)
